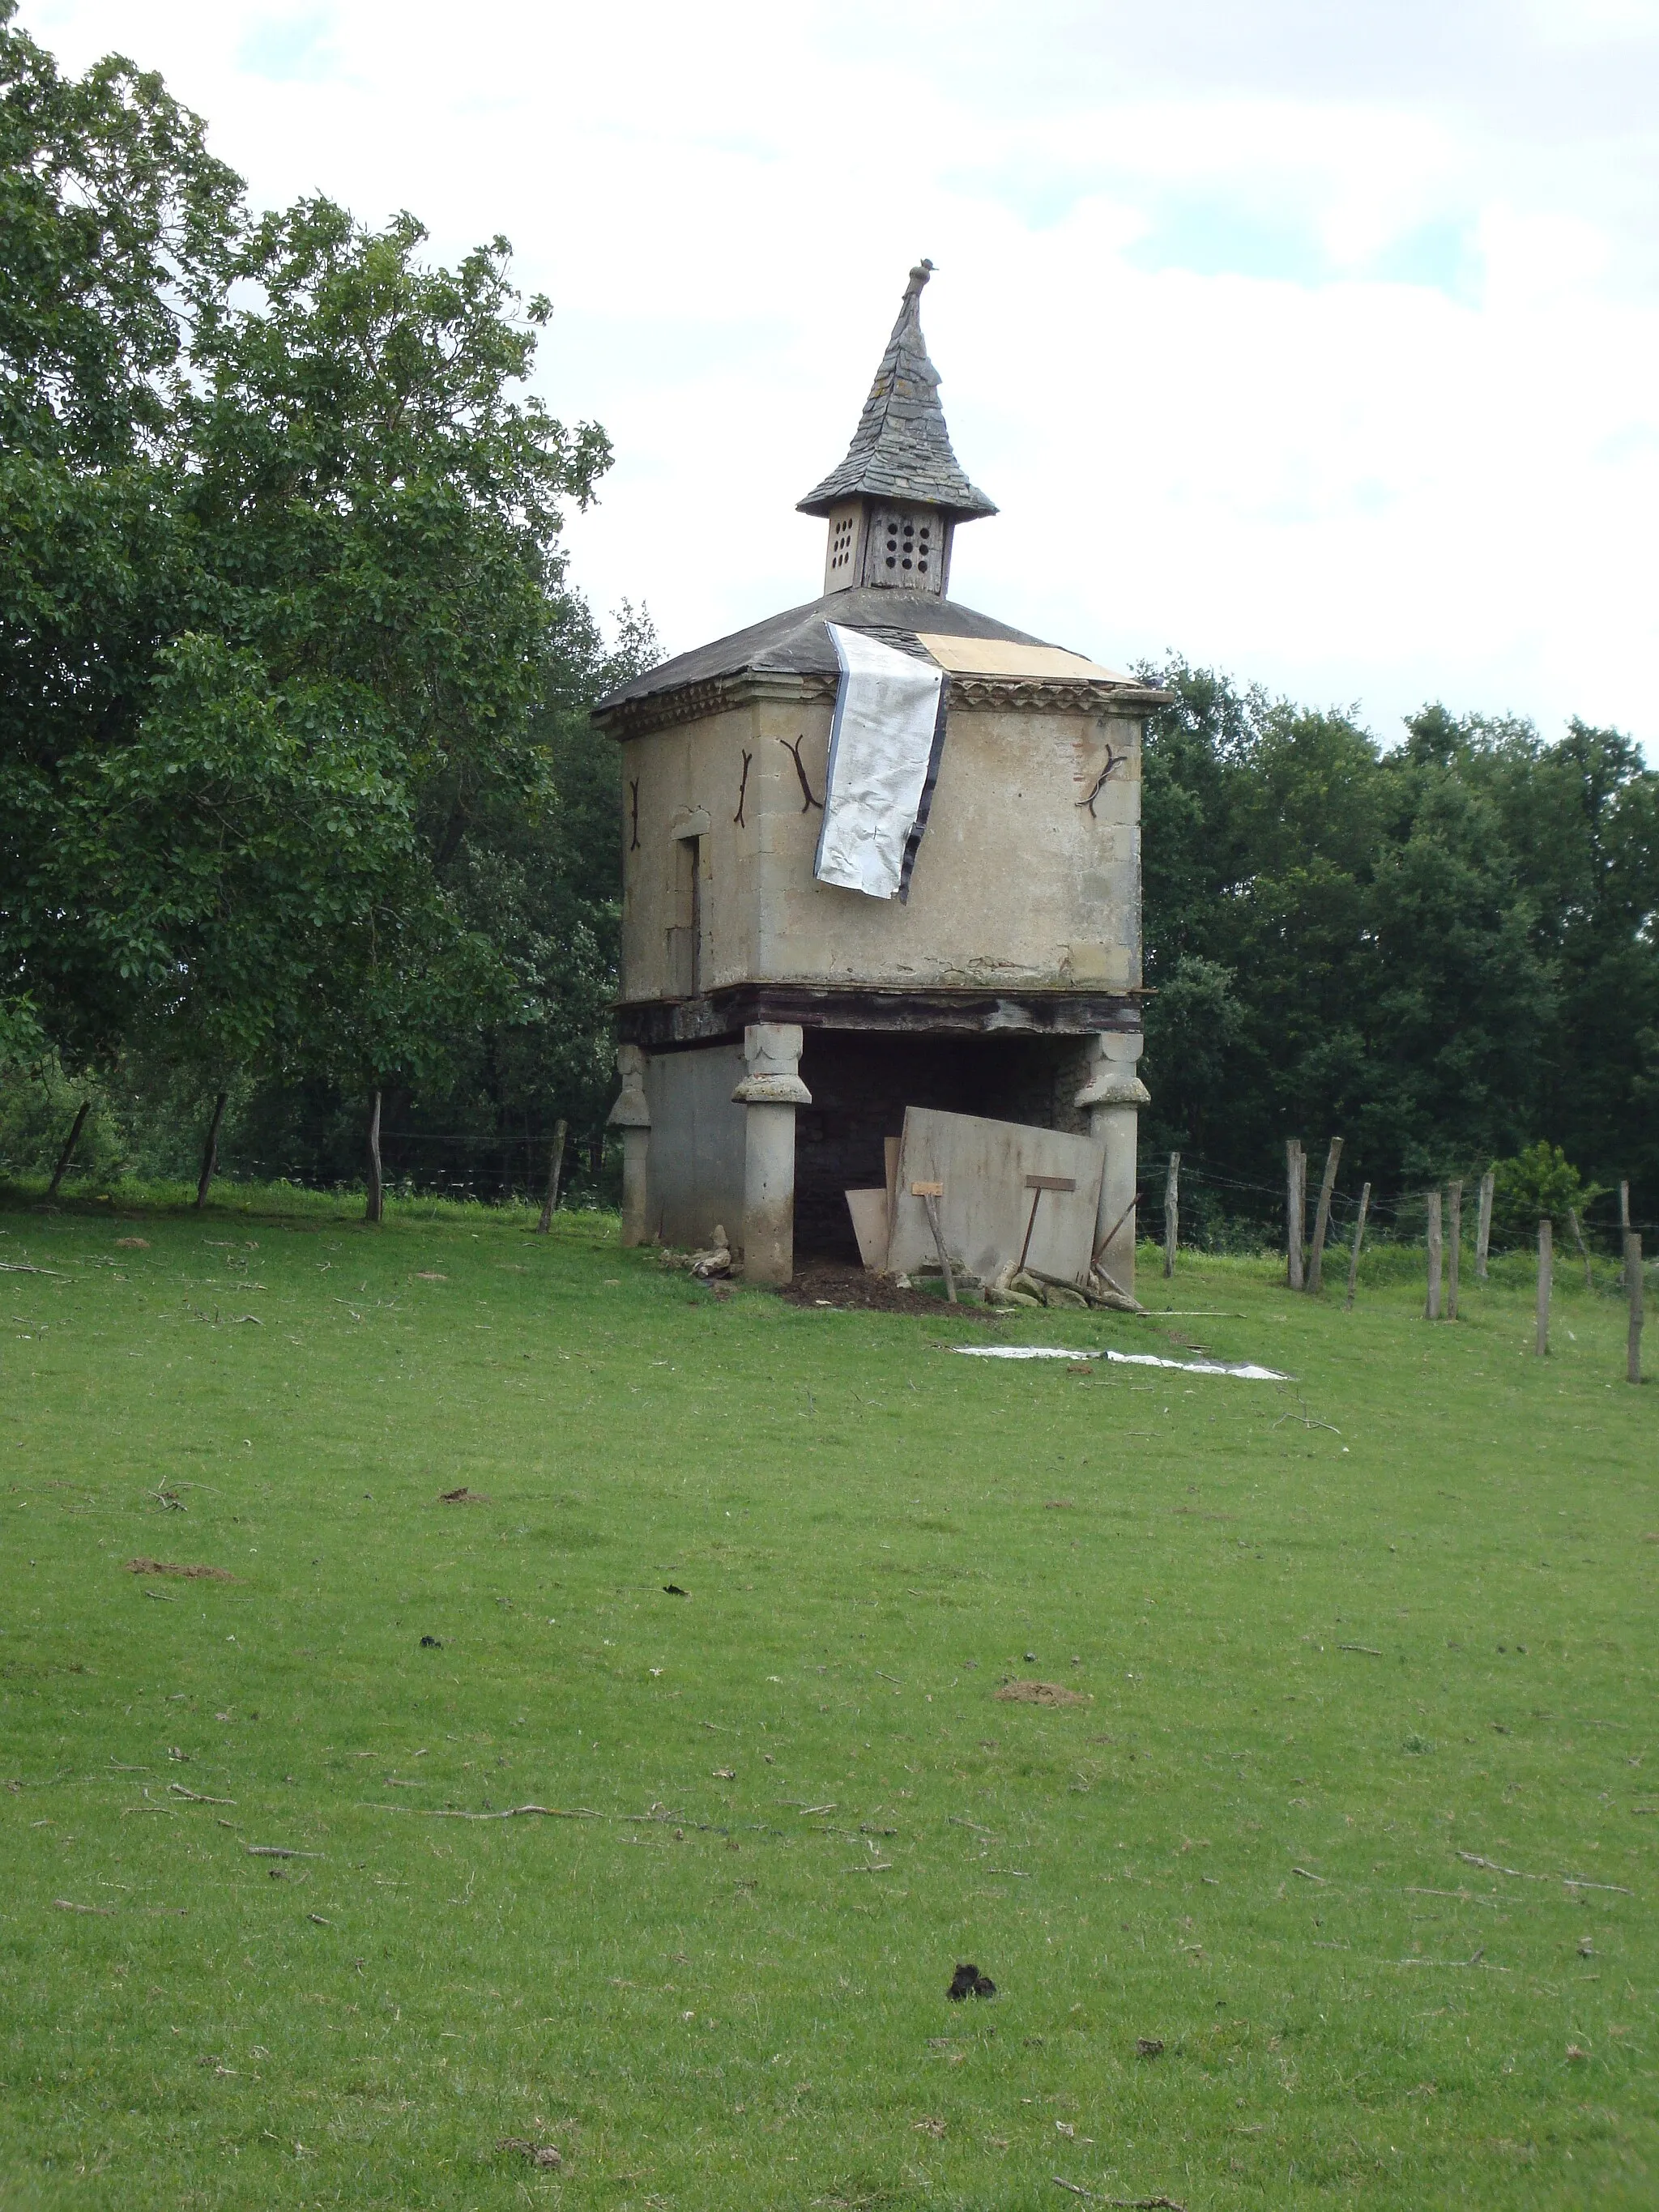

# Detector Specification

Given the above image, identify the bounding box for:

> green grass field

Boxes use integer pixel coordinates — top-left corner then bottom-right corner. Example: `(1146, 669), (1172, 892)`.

(2, 1192), (1654, 2210)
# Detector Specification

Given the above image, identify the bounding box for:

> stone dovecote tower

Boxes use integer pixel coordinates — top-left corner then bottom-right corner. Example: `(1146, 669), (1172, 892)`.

(594, 262), (1166, 1287)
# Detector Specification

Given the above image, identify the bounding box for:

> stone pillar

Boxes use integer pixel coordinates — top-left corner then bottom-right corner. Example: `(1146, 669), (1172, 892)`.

(1076, 1032), (1149, 1297)
(731, 1023), (811, 1286)
(607, 1043), (652, 1247)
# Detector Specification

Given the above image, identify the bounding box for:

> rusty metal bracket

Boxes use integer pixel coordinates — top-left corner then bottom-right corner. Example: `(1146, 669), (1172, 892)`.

(1076, 746), (1124, 819)
(733, 749), (753, 827)
(779, 734), (823, 812)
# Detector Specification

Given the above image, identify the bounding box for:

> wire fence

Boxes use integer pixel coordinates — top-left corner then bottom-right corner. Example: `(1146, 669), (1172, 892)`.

(1141, 1148), (1656, 1259)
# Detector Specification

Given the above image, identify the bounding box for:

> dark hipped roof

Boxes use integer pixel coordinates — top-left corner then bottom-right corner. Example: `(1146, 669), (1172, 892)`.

(795, 262), (997, 522)
(594, 590), (1050, 718)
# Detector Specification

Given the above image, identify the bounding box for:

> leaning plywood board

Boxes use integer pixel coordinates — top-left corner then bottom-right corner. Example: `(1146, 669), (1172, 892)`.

(888, 1108), (1102, 1287)
(845, 1188), (891, 1272)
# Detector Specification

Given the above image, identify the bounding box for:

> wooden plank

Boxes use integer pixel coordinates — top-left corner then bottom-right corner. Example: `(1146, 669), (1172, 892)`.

(616, 985), (1145, 1047)
(845, 1189), (890, 1272)
(1024, 1174), (1077, 1192)
(923, 1192), (957, 1304)
(889, 1107), (1102, 1286)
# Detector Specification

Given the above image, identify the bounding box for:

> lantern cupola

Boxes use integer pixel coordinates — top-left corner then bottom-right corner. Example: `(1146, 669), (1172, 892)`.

(797, 259), (996, 599)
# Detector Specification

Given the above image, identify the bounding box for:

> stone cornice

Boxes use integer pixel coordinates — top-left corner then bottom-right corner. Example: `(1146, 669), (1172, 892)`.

(596, 667), (1170, 739)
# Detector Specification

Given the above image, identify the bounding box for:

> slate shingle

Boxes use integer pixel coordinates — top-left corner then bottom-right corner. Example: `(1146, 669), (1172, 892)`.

(796, 262), (996, 521)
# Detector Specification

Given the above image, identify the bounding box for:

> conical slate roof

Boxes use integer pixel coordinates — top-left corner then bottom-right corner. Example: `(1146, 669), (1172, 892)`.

(796, 262), (997, 522)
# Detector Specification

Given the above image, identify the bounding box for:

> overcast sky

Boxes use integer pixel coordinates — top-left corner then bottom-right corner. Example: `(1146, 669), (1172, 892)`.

(28, 0), (1659, 748)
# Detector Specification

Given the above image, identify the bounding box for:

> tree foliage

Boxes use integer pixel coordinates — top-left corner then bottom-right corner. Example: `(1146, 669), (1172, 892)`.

(1139, 663), (1658, 1229)
(0, 2), (620, 1176)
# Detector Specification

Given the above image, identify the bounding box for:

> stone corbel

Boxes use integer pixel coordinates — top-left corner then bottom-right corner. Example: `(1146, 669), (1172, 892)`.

(731, 1023), (812, 1106)
(1074, 1031), (1149, 1112)
(608, 1042), (651, 1128)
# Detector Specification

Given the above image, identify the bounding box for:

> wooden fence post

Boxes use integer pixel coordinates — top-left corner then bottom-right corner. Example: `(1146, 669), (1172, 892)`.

(1567, 1206), (1593, 1294)
(1162, 1152), (1180, 1278)
(1618, 1181), (1631, 1289)
(1628, 1233), (1644, 1385)
(1425, 1189), (1443, 1320)
(1306, 1136), (1343, 1294)
(1476, 1168), (1495, 1280)
(536, 1119), (569, 1234)
(1536, 1217), (1552, 1356)
(1286, 1139), (1306, 1290)
(1344, 1181), (1371, 1311)
(1447, 1180), (1462, 1321)
(45, 1100), (92, 1201)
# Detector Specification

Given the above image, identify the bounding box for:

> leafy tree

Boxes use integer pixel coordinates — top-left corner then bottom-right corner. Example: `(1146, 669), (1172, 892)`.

(1491, 1141), (1598, 1239)
(1, 8), (616, 1206)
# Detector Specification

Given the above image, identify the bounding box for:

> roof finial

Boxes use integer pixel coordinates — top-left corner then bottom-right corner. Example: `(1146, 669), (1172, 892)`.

(906, 258), (934, 299)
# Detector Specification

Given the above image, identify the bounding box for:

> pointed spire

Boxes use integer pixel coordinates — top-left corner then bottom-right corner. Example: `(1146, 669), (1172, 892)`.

(797, 261), (996, 521)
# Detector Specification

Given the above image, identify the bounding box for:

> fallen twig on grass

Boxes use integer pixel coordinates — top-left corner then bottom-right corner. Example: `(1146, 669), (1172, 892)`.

(1456, 1850), (1631, 1894)
(245, 1846), (324, 1859)
(168, 1784), (234, 1805)
(126, 1558), (236, 1581)
(54, 1899), (114, 1915)
(415, 1805), (602, 1822)
(1050, 2181), (1186, 2210)
(1391, 1951), (1508, 1972)
(0, 1262), (69, 1277)
(1291, 1867), (1326, 1882)
(1457, 1851), (1546, 1880)
(1339, 1643), (1382, 1656)
(948, 1816), (999, 1836)
(1272, 1393), (1341, 1435)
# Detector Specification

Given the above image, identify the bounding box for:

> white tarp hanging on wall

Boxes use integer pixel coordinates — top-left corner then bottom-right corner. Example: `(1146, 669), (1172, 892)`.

(814, 623), (945, 899)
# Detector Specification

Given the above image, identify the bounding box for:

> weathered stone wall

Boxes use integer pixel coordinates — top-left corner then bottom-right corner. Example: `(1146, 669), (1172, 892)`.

(618, 688), (1141, 1003)
(640, 1043), (748, 1252)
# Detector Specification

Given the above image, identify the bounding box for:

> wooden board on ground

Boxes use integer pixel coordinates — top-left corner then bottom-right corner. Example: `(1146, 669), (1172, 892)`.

(887, 1107), (1102, 1287)
(844, 1188), (891, 1272)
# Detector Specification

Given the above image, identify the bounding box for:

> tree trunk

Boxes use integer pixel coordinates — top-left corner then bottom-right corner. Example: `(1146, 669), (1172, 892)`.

(46, 1100), (92, 1200)
(194, 1092), (228, 1210)
(535, 1119), (569, 1234)
(365, 1089), (384, 1224)
(1306, 1136), (1343, 1294)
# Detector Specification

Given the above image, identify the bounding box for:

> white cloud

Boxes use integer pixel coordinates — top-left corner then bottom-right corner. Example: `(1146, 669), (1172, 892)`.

(24, 0), (1659, 747)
